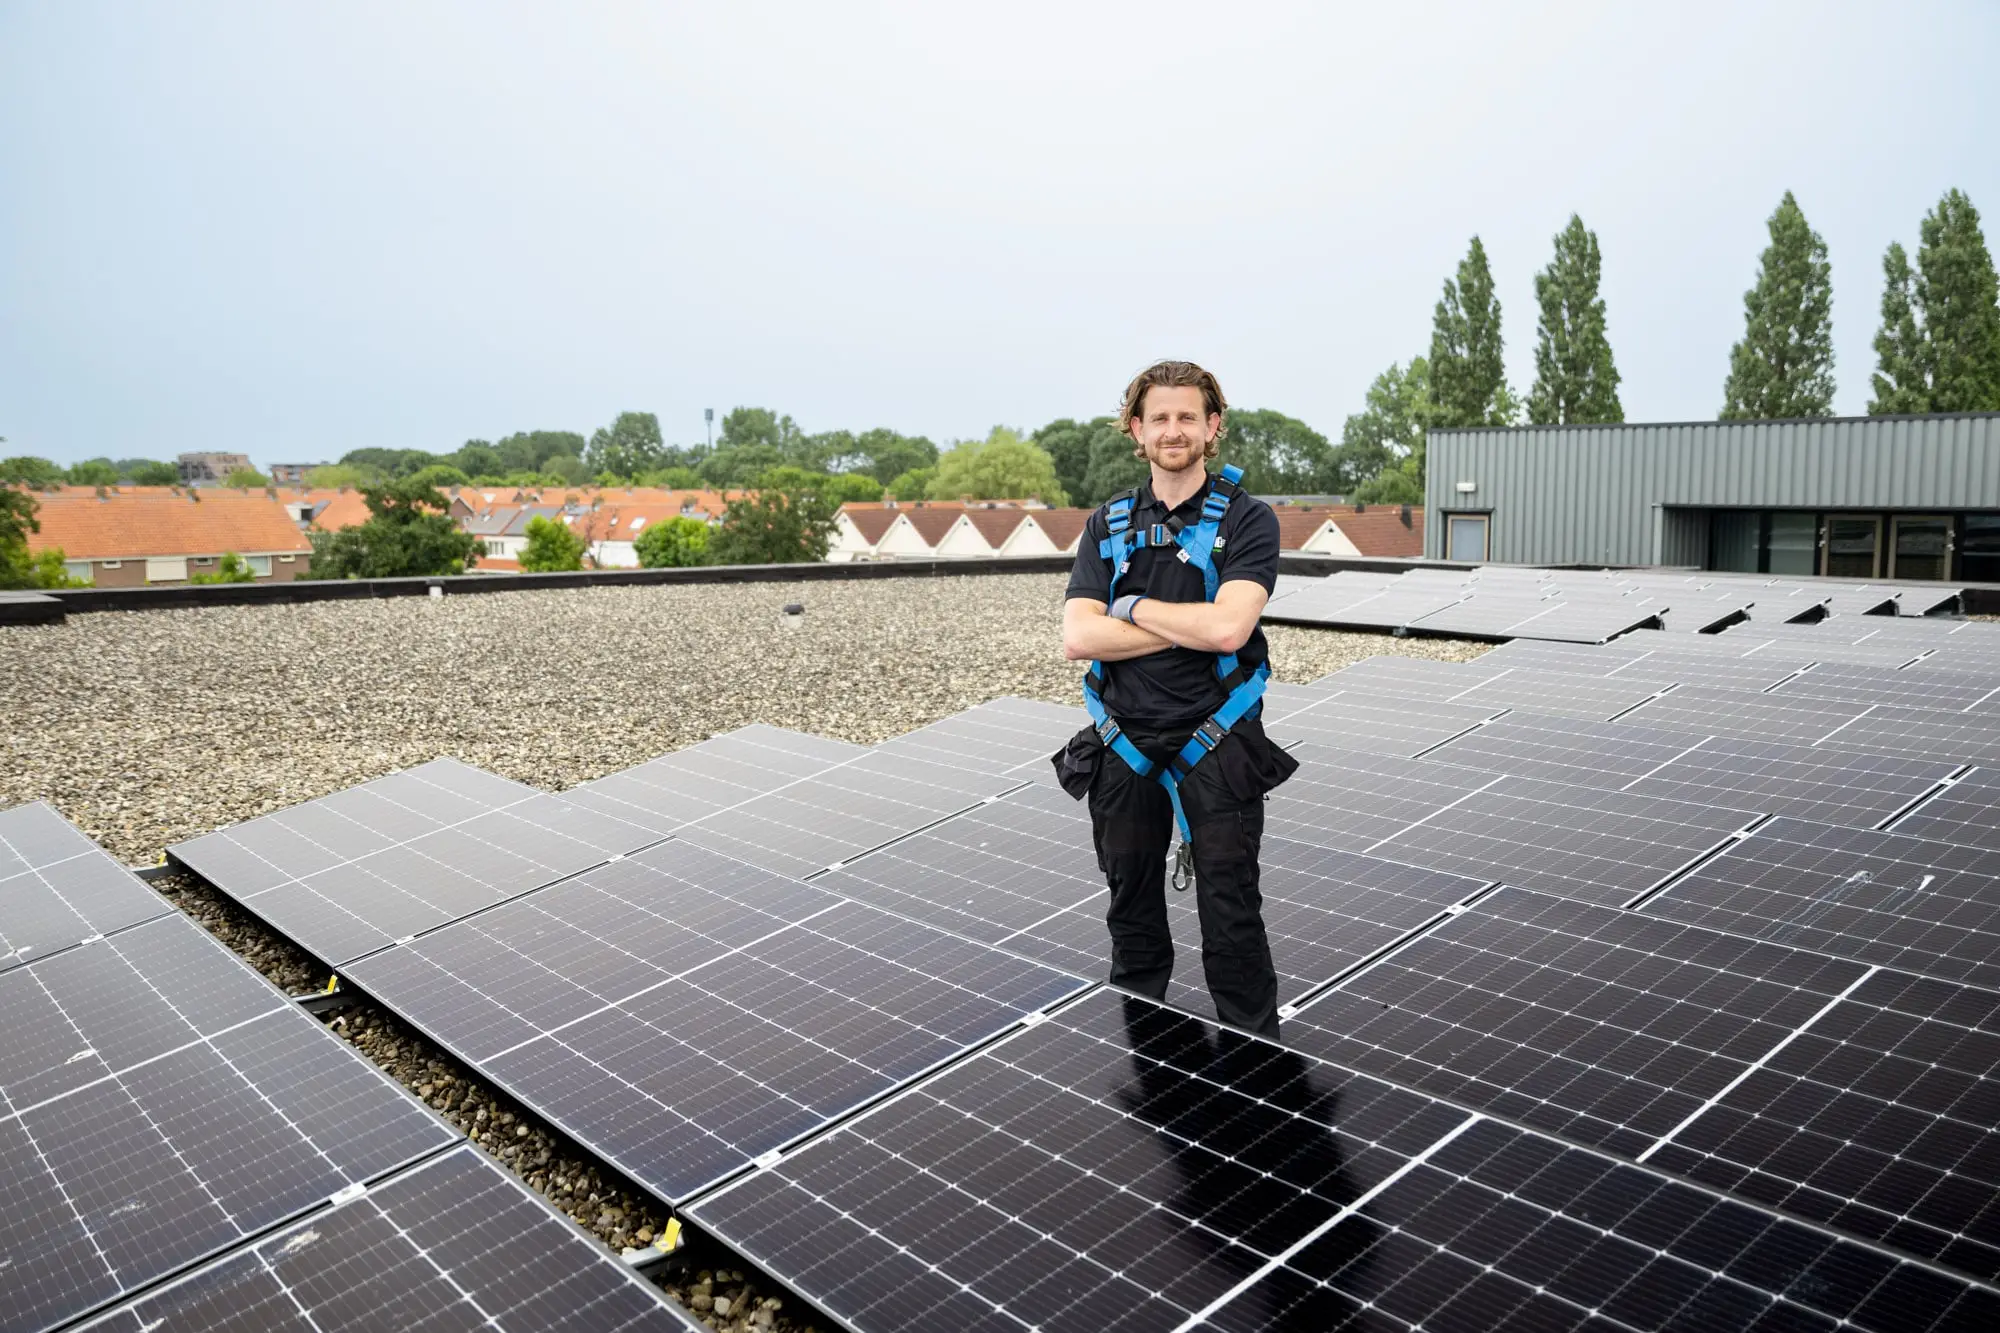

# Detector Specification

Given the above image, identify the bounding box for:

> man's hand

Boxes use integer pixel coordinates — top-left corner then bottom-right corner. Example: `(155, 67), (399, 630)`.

(1064, 598), (1174, 662)
(1126, 580), (1269, 654)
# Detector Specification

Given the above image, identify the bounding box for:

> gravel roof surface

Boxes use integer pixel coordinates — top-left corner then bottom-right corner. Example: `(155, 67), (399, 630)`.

(0, 572), (1489, 1332)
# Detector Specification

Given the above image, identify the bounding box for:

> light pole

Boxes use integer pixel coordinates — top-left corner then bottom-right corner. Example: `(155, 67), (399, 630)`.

(704, 408), (713, 452)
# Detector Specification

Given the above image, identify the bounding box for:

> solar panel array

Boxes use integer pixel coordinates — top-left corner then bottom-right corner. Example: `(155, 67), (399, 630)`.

(1, 804), (683, 1333)
(0, 801), (171, 972)
(90, 603), (2000, 1331)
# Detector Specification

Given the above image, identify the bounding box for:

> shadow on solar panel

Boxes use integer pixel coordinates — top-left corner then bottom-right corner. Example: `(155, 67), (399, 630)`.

(690, 988), (1994, 1332)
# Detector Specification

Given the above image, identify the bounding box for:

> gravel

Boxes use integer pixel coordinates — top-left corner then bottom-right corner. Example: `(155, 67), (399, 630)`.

(0, 572), (1490, 1330)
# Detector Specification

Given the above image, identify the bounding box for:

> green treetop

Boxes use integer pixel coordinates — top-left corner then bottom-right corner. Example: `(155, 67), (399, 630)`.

(1430, 237), (1517, 427)
(1527, 214), (1624, 425)
(928, 428), (1068, 504)
(518, 515), (587, 572)
(1721, 191), (1836, 420)
(1871, 189), (2000, 414)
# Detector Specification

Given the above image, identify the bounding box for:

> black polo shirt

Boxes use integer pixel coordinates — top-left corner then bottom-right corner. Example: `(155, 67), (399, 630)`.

(1066, 473), (1281, 724)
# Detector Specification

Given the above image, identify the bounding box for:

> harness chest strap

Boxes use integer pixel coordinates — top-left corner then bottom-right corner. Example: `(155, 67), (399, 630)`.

(1081, 464), (1269, 858)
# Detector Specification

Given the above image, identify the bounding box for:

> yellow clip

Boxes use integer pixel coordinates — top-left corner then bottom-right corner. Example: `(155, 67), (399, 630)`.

(324, 975), (339, 994)
(660, 1218), (682, 1253)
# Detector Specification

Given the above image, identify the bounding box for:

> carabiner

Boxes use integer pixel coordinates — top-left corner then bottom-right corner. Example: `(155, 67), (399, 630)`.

(1172, 841), (1195, 892)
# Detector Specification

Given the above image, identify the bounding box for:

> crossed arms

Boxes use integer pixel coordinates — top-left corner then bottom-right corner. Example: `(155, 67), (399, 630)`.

(1062, 581), (1270, 662)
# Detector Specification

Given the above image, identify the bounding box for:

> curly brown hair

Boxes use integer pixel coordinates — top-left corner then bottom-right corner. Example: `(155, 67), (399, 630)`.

(1118, 360), (1228, 460)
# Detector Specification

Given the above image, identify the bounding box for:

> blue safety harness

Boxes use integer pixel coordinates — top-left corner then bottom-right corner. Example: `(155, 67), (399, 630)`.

(1081, 464), (1269, 889)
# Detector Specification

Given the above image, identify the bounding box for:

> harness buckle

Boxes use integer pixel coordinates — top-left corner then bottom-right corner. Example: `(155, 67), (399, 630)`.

(1194, 719), (1228, 752)
(1095, 718), (1123, 746)
(1149, 523), (1170, 546)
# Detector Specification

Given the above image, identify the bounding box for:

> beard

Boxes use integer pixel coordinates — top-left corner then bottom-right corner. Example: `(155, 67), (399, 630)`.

(1145, 438), (1205, 473)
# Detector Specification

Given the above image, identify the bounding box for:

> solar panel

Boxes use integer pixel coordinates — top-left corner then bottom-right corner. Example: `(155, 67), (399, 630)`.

(1361, 777), (1760, 907)
(1617, 684), (1872, 745)
(871, 697), (1088, 775)
(1420, 713), (1709, 789)
(673, 748), (1028, 879)
(1447, 667), (1668, 722)
(1605, 650), (1816, 692)
(1642, 817), (2000, 990)
(75, 1145), (698, 1333)
(344, 854), (1084, 1205)
(1470, 638), (1650, 674)
(169, 760), (663, 966)
(1772, 663), (2000, 712)
(1624, 735), (1957, 828)
(0, 802), (170, 972)
(0, 913), (455, 1333)
(561, 724), (869, 834)
(1280, 586), (1472, 632)
(1263, 688), (1502, 758)
(1312, 655), (1501, 697)
(1891, 765), (2000, 850)
(1262, 745), (1502, 850)
(690, 989), (1992, 1333)
(1405, 595), (1663, 644)
(1819, 705), (2000, 767)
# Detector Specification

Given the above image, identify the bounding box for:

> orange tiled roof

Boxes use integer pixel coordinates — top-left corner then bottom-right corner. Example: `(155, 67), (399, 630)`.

(310, 491), (374, 531)
(1274, 508), (1335, 551)
(963, 510), (1029, 546)
(1329, 506), (1425, 558)
(25, 492), (313, 561)
(569, 501), (718, 544)
(840, 508), (901, 544)
(1024, 509), (1090, 551)
(901, 509), (967, 545)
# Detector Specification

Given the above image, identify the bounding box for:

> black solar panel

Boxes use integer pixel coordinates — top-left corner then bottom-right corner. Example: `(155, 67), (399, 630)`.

(75, 1146), (697, 1333)
(691, 990), (1993, 1333)
(1643, 817), (2000, 989)
(345, 854), (1084, 1205)
(1624, 735), (1956, 828)
(1892, 765), (2000, 850)
(1421, 713), (1708, 789)
(1772, 661), (2000, 712)
(1262, 746), (1502, 850)
(170, 760), (662, 966)
(1606, 650), (1816, 692)
(0, 913), (454, 1333)
(1264, 688), (1501, 758)
(872, 696), (1089, 775)
(674, 748), (1027, 879)
(1819, 705), (2000, 767)
(1448, 667), (1668, 722)
(1471, 639), (1649, 675)
(0, 802), (170, 972)
(1361, 777), (1760, 907)
(561, 724), (869, 835)
(1617, 684), (1872, 745)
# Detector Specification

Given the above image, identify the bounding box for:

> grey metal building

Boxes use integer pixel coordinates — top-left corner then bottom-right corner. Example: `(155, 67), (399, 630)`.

(1424, 412), (2000, 583)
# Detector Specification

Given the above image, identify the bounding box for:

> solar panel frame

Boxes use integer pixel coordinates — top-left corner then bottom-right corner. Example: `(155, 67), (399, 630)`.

(1819, 705), (2000, 767)
(1890, 764), (2000, 850)
(560, 725), (870, 834)
(1622, 735), (1957, 829)
(0, 802), (172, 973)
(1262, 745), (1504, 851)
(1616, 684), (1873, 745)
(0, 913), (456, 1333)
(1263, 688), (1503, 758)
(1769, 662), (2000, 712)
(73, 1144), (700, 1333)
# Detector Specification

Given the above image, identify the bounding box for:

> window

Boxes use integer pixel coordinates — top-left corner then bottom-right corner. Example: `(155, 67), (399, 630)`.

(101, 560), (122, 569)
(1445, 513), (1489, 562)
(486, 540), (506, 556)
(629, 517), (648, 533)
(62, 561), (91, 582)
(145, 557), (188, 582)
(1962, 515), (2000, 583)
(279, 554), (295, 562)
(192, 555), (215, 565)
(245, 554), (272, 576)
(1765, 512), (1817, 575)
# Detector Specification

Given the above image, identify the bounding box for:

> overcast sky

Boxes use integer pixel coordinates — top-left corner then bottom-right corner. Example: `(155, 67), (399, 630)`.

(3, 1), (1995, 466)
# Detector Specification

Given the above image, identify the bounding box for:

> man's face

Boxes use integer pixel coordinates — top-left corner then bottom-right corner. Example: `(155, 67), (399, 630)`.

(1128, 385), (1220, 474)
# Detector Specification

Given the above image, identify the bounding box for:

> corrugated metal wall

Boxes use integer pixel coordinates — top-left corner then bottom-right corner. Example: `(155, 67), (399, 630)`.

(1424, 414), (2000, 564)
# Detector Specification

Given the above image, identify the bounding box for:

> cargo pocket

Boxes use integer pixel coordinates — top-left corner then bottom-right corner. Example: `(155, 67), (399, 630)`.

(1052, 725), (1101, 801)
(1214, 720), (1300, 804)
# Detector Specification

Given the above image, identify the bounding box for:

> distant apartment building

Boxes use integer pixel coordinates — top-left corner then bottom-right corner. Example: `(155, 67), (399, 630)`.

(27, 491), (313, 585)
(267, 463), (325, 485)
(176, 452), (253, 485)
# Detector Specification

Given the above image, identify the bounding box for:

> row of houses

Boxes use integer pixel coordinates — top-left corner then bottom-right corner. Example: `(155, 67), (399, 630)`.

(12, 480), (1424, 585)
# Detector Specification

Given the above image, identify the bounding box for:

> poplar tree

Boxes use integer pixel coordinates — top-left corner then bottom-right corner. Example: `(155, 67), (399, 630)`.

(1870, 190), (2000, 414)
(1429, 237), (1516, 427)
(1527, 214), (1624, 424)
(1720, 191), (1835, 419)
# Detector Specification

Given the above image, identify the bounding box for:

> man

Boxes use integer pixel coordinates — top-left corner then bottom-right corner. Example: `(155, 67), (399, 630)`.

(1055, 359), (1297, 1038)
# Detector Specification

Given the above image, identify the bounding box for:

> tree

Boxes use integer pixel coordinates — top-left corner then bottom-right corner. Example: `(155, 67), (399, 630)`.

(519, 515), (587, 571)
(543, 453), (588, 484)
(189, 552), (257, 584)
(66, 459), (120, 486)
(0, 488), (41, 589)
(447, 440), (503, 479)
(1338, 357), (1434, 494)
(339, 447), (437, 478)
(222, 467), (271, 488)
(1870, 189), (2000, 414)
(1527, 214), (1624, 424)
(1078, 425), (1148, 507)
(2, 456), (65, 488)
(804, 429), (861, 472)
(886, 467), (935, 500)
(1870, 243), (1928, 414)
(583, 412), (667, 480)
(1430, 237), (1516, 427)
(1221, 409), (1335, 494)
(855, 429), (938, 485)
(717, 407), (808, 464)
(124, 460), (181, 485)
(1028, 418), (1103, 506)
(708, 487), (839, 565)
(304, 463), (369, 488)
(1351, 466), (1424, 505)
(1721, 192), (1836, 420)
(407, 463), (471, 490)
(494, 430), (588, 474)
(699, 444), (785, 488)
(640, 465), (705, 489)
(305, 477), (481, 579)
(928, 427), (1068, 503)
(634, 516), (712, 567)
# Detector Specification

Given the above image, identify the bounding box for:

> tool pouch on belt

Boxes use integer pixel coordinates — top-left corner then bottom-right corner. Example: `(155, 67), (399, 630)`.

(1207, 717), (1300, 804)
(1050, 725), (1100, 801)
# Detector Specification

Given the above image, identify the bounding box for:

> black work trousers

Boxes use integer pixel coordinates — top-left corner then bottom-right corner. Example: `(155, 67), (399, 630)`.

(1084, 718), (1284, 1039)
